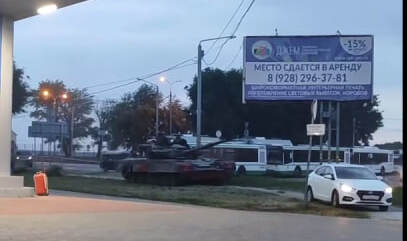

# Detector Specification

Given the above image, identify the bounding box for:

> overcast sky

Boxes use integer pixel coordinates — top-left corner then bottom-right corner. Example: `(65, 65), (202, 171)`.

(12, 0), (402, 150)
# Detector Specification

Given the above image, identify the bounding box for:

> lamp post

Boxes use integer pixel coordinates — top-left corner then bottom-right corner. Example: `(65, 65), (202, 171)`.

(41, 89), (69, 154)
(155, 85), (159, 137)
(196, 35), (235, 147)
(159, 77), (182, 135)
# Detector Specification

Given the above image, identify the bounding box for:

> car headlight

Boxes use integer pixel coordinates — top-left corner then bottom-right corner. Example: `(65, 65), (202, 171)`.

(385, 187), (392, 194)
(340, 184), (353, 193)
(28, 156), (32, 160)
(16, 156), (20, 160)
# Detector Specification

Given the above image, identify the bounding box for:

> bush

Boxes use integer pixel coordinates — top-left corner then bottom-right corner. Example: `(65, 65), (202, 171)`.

(393, 186), (403, 207)
(46, 165), (64, 177)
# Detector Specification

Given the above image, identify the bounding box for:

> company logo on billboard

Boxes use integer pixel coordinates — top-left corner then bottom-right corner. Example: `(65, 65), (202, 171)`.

(252, 40), (272, 60)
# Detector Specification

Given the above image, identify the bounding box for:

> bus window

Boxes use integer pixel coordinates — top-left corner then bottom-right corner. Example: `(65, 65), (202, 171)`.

(293, 150), (307, 163)
(359, 153), (388, 164)
(350, 152), (360, 164)
(283, 150), (293, 164)
(223, 148), (236, 161)
(311, 150), (321, 162)
(267, 146), (283, 164)
(235, 148), (258, 162)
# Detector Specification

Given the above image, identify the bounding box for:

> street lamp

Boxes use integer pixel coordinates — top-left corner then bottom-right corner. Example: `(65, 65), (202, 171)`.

(158, 76), (182, 135)
(196, 35), (235, 147)
(42, 89), (50, 98)
(37, 4), (58, 15)
(39, 89), (70, 155)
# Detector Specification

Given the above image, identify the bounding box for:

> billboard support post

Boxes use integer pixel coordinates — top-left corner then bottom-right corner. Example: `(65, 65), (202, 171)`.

(319, 101), (323, 161)
(305, 99), (317, 204)
(336, 101), (340, 162)
(328, 101), (332, 162)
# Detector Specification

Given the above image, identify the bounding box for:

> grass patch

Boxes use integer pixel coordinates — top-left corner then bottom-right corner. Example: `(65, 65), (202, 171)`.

(229, 175), (306, 192)
(18, 171), (367, 219)
(393, 186), (403, 207)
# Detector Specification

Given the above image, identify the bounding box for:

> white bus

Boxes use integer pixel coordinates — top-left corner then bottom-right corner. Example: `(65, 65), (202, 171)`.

(266, 145), (352, 176)
(350, 146), (394, 176)
(183, 135), (293, 175)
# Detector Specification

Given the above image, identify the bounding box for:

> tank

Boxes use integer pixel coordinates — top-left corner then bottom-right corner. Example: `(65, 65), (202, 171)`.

(120, 136), (235, 186)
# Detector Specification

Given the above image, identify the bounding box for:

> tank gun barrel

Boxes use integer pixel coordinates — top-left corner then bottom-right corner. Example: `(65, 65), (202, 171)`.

(182, 139), (231, 155)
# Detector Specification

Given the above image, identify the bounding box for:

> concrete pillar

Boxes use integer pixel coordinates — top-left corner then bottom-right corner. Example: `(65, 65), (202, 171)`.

(0, 15), (33, 197)
(0, 16), (13, 176)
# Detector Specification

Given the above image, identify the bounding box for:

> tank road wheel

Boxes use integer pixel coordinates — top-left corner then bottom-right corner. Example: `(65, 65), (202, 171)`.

(168, 174), (181, 186)
(121, 164), (134, 182)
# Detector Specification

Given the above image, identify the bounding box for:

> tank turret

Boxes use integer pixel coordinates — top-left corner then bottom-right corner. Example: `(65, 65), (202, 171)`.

(139, 135), (230, 160)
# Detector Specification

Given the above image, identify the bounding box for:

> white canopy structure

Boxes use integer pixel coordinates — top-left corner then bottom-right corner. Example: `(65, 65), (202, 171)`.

(0, 0), (88, 197)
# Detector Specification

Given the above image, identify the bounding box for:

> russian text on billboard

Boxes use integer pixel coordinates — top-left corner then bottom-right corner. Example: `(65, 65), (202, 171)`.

(243, 35), (373, 101)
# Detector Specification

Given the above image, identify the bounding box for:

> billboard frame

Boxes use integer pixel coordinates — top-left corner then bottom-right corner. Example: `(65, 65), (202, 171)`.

(242, 34), (374, 103)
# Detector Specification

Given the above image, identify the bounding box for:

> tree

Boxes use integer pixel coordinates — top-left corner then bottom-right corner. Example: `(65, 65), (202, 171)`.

(186, 68), (383, 146)
(375, 141), (403, 150)
(92, 99), (116, 158)
(12, 62), (30, 114)
(160, 98), (192, 135)
(30, 80), (95, 156)
(109, 84), (161, 150)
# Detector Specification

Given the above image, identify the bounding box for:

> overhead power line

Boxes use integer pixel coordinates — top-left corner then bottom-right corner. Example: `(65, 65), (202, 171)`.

(90, 61), (196, 95)
(204, 0), (255, 66)
(205, 0), (245, 56)
(84, 57), (196, 90)
(225, 43), (243, 69)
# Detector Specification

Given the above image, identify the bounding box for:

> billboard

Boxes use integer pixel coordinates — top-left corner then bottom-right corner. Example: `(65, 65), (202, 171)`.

(28, 121), (69, 138)
(243, 35), (373, 102)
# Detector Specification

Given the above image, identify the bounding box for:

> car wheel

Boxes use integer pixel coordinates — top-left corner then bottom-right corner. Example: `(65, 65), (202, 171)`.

(380, 167), (385, 177)
(331, 190), (340, 207)
(379, 206), (389, 211)
(236, 166), (246, 176)
(306, 187), (314, 202)
(293, 166), (302, 177)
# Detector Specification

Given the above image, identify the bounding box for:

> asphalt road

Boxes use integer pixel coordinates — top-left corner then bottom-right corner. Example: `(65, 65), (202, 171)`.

(0, 191), (402, 241)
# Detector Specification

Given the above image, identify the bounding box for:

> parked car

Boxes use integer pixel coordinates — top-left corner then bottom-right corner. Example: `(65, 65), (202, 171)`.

(306, 163), (392, 211)
(100, 151), (131, 171)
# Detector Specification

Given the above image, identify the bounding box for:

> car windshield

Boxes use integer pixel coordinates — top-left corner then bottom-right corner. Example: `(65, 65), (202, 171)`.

(335, 167), (377, 180)
(17, 151), (31, 155)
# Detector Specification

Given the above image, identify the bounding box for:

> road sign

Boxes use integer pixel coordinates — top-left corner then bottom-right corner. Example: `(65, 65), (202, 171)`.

(243, 35), (373, 102)
(307, 124), (326, 136)
(98, 130), (108, 136)
(28, 121), (69, 138)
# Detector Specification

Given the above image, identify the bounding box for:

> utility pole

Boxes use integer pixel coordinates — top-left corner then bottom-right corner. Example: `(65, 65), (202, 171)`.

(196, 35), (235, 147)
(155, 85), (159, 137)
(70, 105), (74, 157)
(197, 43), (203, 147)
(169, 89), (172, 135)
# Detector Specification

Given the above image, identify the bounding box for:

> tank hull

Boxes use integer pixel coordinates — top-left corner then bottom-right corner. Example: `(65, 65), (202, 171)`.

(121, 158), (235, 186)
